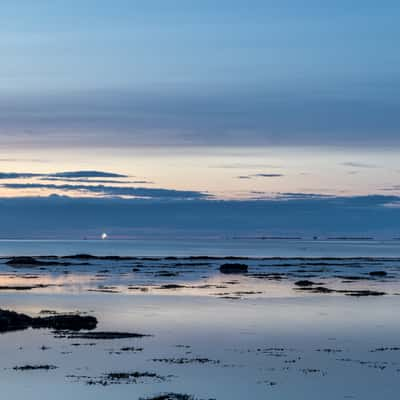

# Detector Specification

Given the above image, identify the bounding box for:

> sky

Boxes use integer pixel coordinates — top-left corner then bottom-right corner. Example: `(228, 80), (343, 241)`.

(0, 1), (399, 237)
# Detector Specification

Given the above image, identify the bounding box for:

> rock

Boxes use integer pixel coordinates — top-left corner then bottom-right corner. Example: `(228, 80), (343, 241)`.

(152, 358), (220, 365)
(139, 394), (214, 400)
(33, 315), (98, 331)
(294, 280), (316, 287)
(73, 370), (166, 386)
(140, 394), (195, 400)
(296, 287), (386, 296)
(158, 284), (185, 289)
(155, 271), (179, 277)
(0, 284), (53, 291)
(62, 254), (97, 260)
(5, 257), (71, 267)
(219, 263), (248, 274)
(6, 257), (45, 266)
(63, 331), (151, 339)
(369, 271), (387, 277)
(297, 286), (335, 294)
(106, 371), (163, 381)
(13, 365), (58, 371)
(249, 273), (286, 280)
(343, 290), (386, 297)
(0, 309), (97, 333)
(0, 309), (32, 332)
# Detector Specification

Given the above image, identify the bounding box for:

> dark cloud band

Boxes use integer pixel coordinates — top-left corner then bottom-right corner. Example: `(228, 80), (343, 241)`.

(1, 182), (208, 200)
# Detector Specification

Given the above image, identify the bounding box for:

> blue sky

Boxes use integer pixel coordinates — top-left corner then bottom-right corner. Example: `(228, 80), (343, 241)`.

(2, 1), (398, 95)
(0, 2), (399, 237)
(0, 0), (398, 148)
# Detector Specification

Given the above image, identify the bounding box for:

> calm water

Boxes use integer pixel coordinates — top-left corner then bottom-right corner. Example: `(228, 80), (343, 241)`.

(1, 243), (400, 399)
(0, 238), (400, 257)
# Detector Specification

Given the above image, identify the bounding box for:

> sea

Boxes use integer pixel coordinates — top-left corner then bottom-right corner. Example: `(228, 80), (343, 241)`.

(0, 238), (399, 257)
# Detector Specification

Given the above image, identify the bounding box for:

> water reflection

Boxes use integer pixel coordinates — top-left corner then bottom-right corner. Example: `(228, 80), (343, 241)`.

(0, 254), (400, 399)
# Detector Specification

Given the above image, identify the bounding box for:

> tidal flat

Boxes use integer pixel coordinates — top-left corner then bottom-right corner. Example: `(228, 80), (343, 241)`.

(1, 252), (400, 399)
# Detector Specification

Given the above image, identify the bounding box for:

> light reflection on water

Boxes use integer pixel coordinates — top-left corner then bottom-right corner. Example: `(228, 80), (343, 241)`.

(0, 293), (400, 400)
(0, 246), (400, 399)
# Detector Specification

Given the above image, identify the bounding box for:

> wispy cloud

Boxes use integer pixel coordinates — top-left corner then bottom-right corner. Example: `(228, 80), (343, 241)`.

(0, 170), (128, 180)
(40, 177), (153, 185)
(0, 158), (48, 163)
(50, 171), (128, 178)
(254, 173), (284, 178)
(1, 89), (399, 149)
(212, 163), (281, 169)
(341, 162), (378, 169)
(0, 172), (42, 179)
(276, 192), (334, 200)
(382, 185), (400, 192)
(0, 169), (205, 200)
(1, 183), (208, 200)
(237, 173), (284, 179)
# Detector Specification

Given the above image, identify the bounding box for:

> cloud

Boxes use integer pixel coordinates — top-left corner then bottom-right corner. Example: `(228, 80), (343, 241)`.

(1, 183), (208, 200)
(0, 158), (47, 163)
(276, 192), (334, 200)
(246, 192), (334, 200)
(40, 177), (153, 185)
(237, 173), (284, 179)
(212, 163), (281, 169)
(254, 173), (284, 178)
(0, 172), (42, 179)
(0, 170), (129, 180)
(1, 88), (399, 149)
(50, 171), (128, 178)
(341, 162), (378, 169)
(382, 185), (400, 192)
